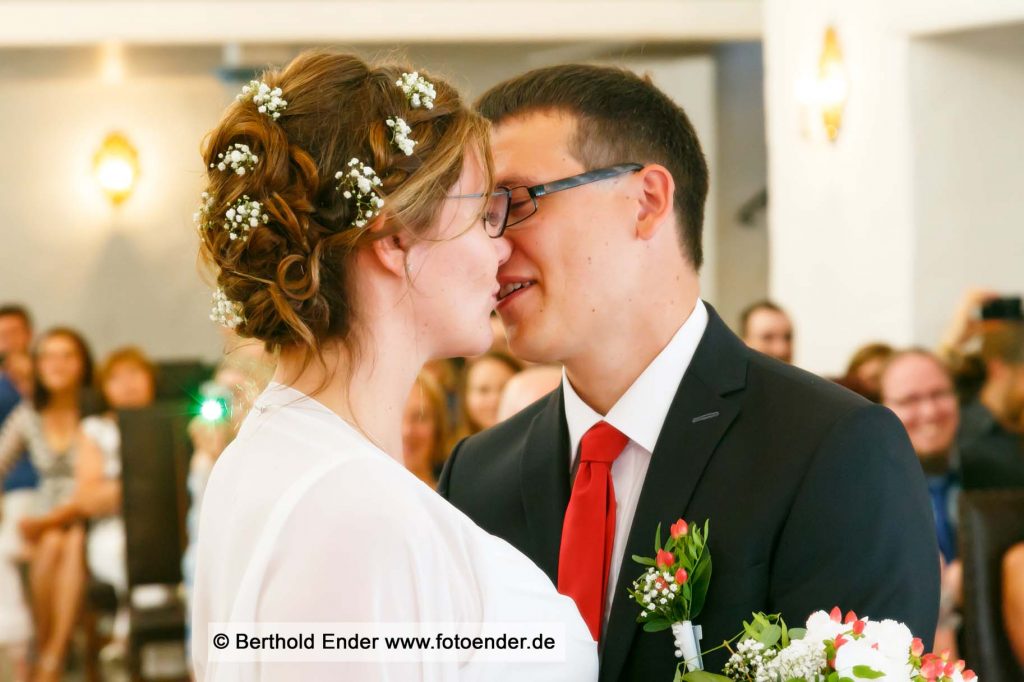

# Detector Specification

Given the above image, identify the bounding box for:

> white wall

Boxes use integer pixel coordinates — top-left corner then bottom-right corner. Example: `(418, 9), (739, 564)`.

(763, 1), (1024, 375)
(909, 24), (1024, 343)
(713, 42), (767, 331)
(764, 1), (917, 374)
(0, 69), (232, 361)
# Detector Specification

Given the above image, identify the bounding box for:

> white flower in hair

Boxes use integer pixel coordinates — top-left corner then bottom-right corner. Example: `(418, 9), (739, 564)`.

(210, 287), (244, 329)
(211, 143), (259, 175)
(395, 72), (436, 110)
(335, 158), (384, 229)
(385, 117), (417, 156)
(223, 195), (269, 242)
(237, 80), (287, 120)
(193, 191), (215, 232)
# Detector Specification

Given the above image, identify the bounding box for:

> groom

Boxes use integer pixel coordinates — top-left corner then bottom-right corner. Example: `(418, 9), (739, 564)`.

(439, 64), (939, 679)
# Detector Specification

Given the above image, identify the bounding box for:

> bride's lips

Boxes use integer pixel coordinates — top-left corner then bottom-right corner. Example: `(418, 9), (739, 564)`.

(496, 276), (537, 310)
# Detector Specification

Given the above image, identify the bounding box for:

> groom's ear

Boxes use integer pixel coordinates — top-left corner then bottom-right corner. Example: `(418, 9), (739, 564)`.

(634, 164), (675, 241)
(369, 226), (411, 279)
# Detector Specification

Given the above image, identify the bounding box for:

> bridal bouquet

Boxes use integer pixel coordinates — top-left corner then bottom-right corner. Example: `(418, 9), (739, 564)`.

(629, 520), (978, 682)
(707, 608), (977, 682)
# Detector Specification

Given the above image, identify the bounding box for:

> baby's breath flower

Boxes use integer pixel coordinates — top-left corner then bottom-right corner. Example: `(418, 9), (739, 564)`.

(209, 287), (244, 329)
(386, 117), (417, 156)
(395, 72), (436, 109)
(223, 195), (268, 242)
(211, 143), (258, 175)
(335, 158), (384, 229)
(237, 80), (287, 120)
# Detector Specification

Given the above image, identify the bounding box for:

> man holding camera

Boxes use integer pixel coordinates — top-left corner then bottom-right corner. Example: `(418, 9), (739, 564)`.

(958, 300), (1024, 489)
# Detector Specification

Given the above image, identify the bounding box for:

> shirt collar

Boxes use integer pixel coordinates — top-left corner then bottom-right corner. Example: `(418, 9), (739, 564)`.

(563, 299), (709, 462)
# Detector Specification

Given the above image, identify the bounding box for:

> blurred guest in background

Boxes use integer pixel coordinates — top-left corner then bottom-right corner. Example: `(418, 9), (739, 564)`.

(739, 300), (793, 364)
(453, 351), (521, 441)
(422, 358), (462, 429)
(20, 347), (157, 665)
(401, 372), (451, 488)
(959, 320), (1024, 489)
(0, 306), (38, 498)
(839, 342), (894, 402)
(0, 328), (94, 682)
(0, 306), (32, 364)
(0, 305), (33, 682)
(1004, 542), (1024, 666)
(880, 348), (962, 654)
(938, 289), (1000, 406)
(496, 364), (562, 422)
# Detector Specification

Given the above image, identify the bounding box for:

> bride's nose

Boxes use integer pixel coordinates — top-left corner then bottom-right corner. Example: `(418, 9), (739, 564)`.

(492, 235), (512, 266)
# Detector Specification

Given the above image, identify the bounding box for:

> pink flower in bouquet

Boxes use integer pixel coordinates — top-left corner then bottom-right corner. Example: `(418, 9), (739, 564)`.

(656, 549), (674, 569)
(830, 606), (842, 623)
(843, 610), (858, 624)
(911, 637), (925, 657)
(670, 518), (689, 539)
(921, 655), (946, 679)
(674, 568), (688, 585)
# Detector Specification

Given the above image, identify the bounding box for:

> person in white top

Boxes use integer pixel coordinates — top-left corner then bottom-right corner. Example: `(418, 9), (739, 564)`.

(190, 51), (597, 682)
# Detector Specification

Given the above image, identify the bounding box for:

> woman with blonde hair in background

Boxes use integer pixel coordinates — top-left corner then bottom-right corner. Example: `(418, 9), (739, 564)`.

(401, 371), (450, 488)
(190, 51), (596, 681)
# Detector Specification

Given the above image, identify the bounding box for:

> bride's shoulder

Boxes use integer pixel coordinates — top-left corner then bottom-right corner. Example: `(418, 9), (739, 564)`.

(289, 456), (440, 535)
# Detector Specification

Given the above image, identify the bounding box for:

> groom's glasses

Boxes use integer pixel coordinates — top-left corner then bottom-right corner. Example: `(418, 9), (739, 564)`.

(448, 163), (643, 238)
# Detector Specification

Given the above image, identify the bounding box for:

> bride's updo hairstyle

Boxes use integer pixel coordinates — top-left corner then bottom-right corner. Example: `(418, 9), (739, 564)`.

(197, 51), (491, 362)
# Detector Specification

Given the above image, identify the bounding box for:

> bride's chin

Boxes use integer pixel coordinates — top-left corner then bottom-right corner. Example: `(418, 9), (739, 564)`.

(441, 328), (492, 360)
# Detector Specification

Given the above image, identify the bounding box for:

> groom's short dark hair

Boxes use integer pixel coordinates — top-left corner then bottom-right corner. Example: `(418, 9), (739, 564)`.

(476, 63), (709, 270)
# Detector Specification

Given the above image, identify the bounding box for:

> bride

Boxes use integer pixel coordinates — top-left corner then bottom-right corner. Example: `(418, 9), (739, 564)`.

(190, 51), (597, 681)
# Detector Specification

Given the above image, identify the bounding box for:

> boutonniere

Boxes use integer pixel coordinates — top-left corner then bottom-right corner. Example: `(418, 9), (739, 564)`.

(628, 518), (712, 675)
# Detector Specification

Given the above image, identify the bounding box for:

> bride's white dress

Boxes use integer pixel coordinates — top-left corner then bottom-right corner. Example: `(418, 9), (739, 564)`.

(191, 382), (598, 681)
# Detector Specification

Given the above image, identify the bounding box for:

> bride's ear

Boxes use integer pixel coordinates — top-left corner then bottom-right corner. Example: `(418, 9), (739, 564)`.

(370, 229), (412, 279)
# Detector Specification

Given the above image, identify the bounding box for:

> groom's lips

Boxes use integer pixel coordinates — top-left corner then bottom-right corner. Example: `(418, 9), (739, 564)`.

(496, 276), (537, 308)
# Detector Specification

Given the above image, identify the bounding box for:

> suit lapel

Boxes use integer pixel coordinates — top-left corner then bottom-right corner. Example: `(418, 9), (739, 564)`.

(599, 306), (748, 682)
(520, 387), (572, 584)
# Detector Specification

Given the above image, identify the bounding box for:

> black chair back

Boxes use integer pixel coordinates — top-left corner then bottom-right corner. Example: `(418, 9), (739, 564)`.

(153, 360), (214, 403)
(960, 489), (1024, 680)
(118, 402), (191, 588)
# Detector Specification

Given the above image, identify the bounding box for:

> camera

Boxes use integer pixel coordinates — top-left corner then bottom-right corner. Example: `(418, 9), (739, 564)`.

(980, 296), (1023, 321)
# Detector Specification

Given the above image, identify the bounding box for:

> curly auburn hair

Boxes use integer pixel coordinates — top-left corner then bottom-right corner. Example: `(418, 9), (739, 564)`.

(197, 50), (492, 362)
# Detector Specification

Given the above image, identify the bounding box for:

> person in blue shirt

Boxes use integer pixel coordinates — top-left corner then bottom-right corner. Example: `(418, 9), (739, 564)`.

(881, 348), (962, 655)
(0, 304), (38, 493)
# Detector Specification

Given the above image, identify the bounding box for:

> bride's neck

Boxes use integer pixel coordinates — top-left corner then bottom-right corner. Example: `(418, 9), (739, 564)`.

(272, 321), (424, 461)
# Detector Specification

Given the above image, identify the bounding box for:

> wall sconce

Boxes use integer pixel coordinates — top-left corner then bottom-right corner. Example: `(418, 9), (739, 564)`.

(93, 132), (139, 205)
(817, 26), (848, 142)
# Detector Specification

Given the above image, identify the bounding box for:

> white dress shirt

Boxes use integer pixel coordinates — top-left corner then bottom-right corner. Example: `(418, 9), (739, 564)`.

(561, 299), (709, 631)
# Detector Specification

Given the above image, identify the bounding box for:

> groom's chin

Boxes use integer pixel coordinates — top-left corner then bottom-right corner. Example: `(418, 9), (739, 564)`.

(506, 329), (558, 366)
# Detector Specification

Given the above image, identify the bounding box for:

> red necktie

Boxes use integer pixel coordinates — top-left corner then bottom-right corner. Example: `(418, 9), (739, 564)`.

(557, 421), (629, 641)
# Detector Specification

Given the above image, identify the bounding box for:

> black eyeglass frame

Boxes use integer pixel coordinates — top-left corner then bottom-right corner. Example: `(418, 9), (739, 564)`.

(448, 162), (644, 238)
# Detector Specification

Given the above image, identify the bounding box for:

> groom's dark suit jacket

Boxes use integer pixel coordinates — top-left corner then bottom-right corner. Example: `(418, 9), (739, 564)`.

(438, 304), (939, 681)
